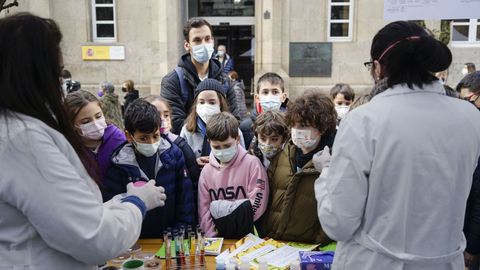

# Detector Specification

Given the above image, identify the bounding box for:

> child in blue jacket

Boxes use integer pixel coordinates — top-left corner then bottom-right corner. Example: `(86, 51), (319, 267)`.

(103, 99), (194, 238)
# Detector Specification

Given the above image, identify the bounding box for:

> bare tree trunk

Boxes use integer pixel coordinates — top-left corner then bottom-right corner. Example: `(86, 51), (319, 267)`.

(0, 0), (19, 13)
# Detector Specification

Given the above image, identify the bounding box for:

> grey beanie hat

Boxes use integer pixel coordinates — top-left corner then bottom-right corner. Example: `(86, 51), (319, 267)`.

(194, 78), (226, 98)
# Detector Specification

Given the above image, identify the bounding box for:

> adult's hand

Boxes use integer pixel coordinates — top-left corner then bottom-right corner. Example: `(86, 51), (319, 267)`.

(313, 146), (331, 172)
(126, 180), (166, 211)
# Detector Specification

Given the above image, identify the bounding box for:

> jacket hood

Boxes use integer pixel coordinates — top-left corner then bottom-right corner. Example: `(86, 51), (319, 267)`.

(208, 144), (248, 170)
(178, 53), (224, 82)
(103, 92), (119, 100)
(103, 124), (125, 143)
(125, 90), (139, 99)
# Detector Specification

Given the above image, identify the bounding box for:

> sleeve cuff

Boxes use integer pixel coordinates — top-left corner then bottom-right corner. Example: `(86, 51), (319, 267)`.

(121, 195), (147, 218)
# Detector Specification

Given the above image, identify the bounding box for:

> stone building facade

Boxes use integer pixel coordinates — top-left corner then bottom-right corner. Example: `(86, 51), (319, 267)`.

(1, 0), (477, 100)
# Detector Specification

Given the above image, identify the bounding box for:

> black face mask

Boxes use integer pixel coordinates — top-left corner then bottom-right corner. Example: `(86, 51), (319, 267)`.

(121, 87), (127, 92)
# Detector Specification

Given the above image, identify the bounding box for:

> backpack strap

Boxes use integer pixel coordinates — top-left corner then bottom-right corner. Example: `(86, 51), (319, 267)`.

(174, 67), (190, 107)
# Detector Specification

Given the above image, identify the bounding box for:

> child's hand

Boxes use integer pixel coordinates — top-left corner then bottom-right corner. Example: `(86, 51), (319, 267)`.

(196, 156), (210, 167)
(313, 146), (331, 172)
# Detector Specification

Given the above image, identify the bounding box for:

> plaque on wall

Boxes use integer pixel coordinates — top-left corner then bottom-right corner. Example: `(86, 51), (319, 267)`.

(289, 42), (332, 77)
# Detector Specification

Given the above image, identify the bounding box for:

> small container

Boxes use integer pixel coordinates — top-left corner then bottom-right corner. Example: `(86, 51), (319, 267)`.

(122, 259), (144, 270)
(110, 253), (132, 265)
(144, 259), (162, 270)
(134, 252), (155, 261)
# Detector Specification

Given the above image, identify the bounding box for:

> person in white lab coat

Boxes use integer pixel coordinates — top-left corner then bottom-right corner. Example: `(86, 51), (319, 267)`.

(315, 21), (480, 270)
(0, 13), (166, 270)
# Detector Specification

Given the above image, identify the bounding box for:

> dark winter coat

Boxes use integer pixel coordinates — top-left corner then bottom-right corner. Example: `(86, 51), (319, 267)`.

(102, 139), (195, 238)
(215, 53), (234, 74)
(166, 132), (201, 225)
(160, 53), (240, 134)
(258, 135), (335, 244)
(465, 159), (480, 255)
(123, 89), (139, 114)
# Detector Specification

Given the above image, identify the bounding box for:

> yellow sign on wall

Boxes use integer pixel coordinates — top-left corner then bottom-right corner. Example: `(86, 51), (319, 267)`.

(81, 46), (125, 60)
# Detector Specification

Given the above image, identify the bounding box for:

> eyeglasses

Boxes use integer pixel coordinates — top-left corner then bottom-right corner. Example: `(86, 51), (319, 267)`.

(363, 61), (373, 71)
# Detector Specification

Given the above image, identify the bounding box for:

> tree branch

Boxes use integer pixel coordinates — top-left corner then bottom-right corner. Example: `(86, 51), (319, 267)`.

(0, 0), (19, 12)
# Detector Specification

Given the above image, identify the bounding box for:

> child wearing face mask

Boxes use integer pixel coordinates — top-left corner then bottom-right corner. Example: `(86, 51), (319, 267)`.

(248, 111), (289, 168)
(330, 83), (355, 123)
(103, 99), (194, 237)
(198, 112), (269, 237)
(180, 79), (246, 168)
(145, 95), (201, 224)
(239, 72), (289, 149)
(65, 90), (126, 182)
(257, 92), (336, 245)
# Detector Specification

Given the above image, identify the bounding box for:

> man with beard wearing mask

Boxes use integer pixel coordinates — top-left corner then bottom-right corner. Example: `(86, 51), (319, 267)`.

(457, 71), (480, 270)
(160, 18), (240, 134)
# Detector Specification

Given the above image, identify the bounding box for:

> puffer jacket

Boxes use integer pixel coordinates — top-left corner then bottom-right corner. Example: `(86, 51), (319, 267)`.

(100, 92), (124, 129)
(160, 53), (240, 134)
(103, 139), (195, 238)
(258, 137), (334, 244)
(465, 159), (480, 255)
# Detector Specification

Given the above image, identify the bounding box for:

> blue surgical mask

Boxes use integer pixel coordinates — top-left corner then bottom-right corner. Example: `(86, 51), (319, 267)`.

(133, 139), (161, 157)
(212, 145), (237, 163)
(191, 43), (214, 64)
(259, 95), (282, 111)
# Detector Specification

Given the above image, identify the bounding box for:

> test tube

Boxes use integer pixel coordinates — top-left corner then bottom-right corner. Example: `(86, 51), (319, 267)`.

(189, 231), (196, 265)
(199, 232), (205, 266)
(178, 228), (186, 266)
(165, 232), (172, 269)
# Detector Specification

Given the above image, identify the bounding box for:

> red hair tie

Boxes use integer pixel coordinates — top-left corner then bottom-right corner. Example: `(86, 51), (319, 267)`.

(378, 36), (421, 62)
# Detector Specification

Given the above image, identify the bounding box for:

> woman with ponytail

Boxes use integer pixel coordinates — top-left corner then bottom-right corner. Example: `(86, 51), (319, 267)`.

(315, 21), (480, 270)
(0, 13), (166, 269)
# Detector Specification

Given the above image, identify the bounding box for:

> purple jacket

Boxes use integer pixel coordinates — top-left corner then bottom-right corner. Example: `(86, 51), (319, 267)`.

(88, 125), (126, 180)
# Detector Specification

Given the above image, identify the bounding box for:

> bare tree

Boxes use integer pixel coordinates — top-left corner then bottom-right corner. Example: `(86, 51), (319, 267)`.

(0, 0), (19, 13)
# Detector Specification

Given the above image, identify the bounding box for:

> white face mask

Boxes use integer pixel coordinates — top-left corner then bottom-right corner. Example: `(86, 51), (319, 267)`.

(462, 68), (469, 75)
(196, 103), (221, 124)
(258, 141), (282, 159)
(134, 139), (161, 157)
(212, 144), (237, 163)
(77, 116), (107, 140)
(335, 105), (350, 120)
(259, 95), (282, 111)
(191, 43), (215, 64)
(291, 128), (320, 149)
(217, 50), (225, 57)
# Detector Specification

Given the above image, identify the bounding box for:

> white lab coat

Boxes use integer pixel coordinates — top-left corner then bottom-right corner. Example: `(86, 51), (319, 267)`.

(315, 82), (480, 270)
(0, 113), (143, 270)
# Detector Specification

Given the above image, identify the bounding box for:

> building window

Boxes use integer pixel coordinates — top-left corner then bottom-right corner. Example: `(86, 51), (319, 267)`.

(91, 0), (116, 42)
(451, 19), (480, 45)
(328, 0), (354, 42)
